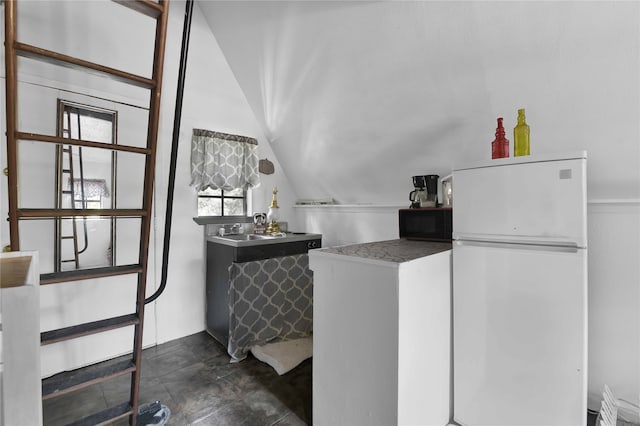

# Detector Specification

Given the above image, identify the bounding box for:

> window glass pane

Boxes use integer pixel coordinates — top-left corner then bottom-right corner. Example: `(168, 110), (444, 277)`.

(115, 151), (145, 209)
(200, 187), (222, 196)
(224, 198), (245, 216)
(225, 187), (244, 197)
(66, 108), (113, 143)
(196, 188), (247, 217)
(198, 197), (222, 216)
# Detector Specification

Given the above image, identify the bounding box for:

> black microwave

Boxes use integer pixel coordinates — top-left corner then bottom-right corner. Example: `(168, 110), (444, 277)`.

(399, 208), (452, 242)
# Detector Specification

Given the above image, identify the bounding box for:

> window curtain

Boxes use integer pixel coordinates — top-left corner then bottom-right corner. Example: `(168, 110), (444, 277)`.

(190, 129), (261, 192)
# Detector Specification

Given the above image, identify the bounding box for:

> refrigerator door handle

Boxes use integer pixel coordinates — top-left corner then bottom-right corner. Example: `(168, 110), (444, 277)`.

(453, 238), (584, 253)
(452, 232), (585, 248)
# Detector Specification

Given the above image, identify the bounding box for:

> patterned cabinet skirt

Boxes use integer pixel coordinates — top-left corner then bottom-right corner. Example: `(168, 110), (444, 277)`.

(227, 253), (313, 361)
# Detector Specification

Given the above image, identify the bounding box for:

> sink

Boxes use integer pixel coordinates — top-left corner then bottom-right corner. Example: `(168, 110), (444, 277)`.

(208, 232), (321, 248)
(248, 234), (279, 240)
(218, 234), (278, 241)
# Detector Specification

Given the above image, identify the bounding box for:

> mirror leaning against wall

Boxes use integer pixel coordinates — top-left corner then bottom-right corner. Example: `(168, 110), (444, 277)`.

(54, 100), (117, 272)
(16, 83), (148, 274)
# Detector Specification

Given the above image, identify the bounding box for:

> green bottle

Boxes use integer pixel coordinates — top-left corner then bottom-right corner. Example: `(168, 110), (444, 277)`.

(514, 108), (530, 156)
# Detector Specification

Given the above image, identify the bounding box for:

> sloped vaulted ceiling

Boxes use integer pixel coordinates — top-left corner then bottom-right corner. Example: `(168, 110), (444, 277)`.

(198, 1), (640, 203)
(198, 1), (489, 204)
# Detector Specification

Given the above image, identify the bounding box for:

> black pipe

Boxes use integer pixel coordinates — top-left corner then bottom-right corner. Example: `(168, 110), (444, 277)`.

(75, 110), (89, 255)
(145, 0), (194, 304)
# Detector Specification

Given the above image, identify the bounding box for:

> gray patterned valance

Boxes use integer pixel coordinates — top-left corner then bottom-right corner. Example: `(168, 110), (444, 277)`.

(190, 129), (260, 192)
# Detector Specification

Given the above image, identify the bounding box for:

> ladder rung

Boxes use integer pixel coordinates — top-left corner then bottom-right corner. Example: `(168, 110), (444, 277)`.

(62, 190), (73, 194)
(42, 359), (135, 400)
(40, 264), (143, 285)
(62, 169), (72, 173)
(61, 259), (77, 263)
(112, 0), (164, 18)
(14, 42), (156, 89)
(41, 313), (139, 345)
(18, 208), (147, 218)
(66, 402), (133, 426)
(61, 236), (75, 239)
(17, 132), (151, 155)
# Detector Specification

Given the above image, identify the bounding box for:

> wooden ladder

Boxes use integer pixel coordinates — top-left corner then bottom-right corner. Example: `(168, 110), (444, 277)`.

(4, 1), (169, 424)
(57, 144), (84, 271)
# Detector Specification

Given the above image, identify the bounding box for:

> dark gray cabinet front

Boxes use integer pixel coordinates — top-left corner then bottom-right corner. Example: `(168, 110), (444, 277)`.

(205, 238), (321, 347)
(205, 242), (235, 346)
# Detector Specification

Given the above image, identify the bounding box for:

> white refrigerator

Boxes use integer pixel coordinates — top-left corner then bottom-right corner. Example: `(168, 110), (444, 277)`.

(452, 152), (588, 426)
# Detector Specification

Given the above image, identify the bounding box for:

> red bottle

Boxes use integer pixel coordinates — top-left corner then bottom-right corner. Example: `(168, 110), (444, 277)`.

(491, 117), (510, 159)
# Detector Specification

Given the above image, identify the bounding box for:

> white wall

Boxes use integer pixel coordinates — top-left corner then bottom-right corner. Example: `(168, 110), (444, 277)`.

(295, 204), (402, 247)
(587, 202), (640, 410)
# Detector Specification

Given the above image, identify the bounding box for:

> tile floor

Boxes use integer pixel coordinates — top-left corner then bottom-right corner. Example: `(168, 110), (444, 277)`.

(41, 330), (599, 426)
(42, 331), (311, 425)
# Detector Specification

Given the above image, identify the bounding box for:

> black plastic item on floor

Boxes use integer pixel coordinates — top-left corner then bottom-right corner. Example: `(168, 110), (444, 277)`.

(138, 401), (170, 426)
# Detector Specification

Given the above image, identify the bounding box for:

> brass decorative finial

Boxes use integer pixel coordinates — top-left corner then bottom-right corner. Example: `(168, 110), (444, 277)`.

(267, 187), (280, 234)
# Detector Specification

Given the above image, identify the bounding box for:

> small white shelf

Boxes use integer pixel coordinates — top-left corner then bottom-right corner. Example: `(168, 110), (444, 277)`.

(293, 203), (405, 211)
(0, 251), (42, 426)
(587, 198), (640, 205)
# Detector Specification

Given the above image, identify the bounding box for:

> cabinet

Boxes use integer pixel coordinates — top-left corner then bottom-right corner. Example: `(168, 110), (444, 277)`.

(206, 235), (321, 348)
(309, 239), (451, 426)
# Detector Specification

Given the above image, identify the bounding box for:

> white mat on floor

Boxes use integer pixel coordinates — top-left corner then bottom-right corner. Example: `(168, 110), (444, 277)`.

(250, 336), (313, 375)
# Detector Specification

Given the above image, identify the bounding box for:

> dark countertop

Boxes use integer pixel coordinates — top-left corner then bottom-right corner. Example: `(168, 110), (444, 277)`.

(207, 232), (322, 248)
(312, 239), (452, 264)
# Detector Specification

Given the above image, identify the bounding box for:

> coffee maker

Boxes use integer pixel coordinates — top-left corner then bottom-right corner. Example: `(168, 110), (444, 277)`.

(410, 175), (439, 208)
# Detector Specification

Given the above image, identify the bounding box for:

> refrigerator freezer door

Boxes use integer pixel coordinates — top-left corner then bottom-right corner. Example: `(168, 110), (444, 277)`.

(453, 241), (587, 426)
(453, 157), (587, 248)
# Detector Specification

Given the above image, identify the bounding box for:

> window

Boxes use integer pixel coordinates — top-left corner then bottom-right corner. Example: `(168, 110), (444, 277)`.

(72, 178), (110, 209)
(190, 129), (260, 217)
(198, 187), (247, 217)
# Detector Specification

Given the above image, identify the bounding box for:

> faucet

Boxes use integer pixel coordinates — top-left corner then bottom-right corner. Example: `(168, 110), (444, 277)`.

(216, 223), (244, 237)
